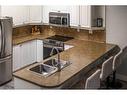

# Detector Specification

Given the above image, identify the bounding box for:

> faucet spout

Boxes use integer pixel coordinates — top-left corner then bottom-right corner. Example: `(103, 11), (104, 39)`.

(50, 47), (61, 71)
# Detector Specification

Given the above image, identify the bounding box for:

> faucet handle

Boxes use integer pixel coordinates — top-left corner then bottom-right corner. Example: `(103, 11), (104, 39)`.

(67, 60), (72, 65)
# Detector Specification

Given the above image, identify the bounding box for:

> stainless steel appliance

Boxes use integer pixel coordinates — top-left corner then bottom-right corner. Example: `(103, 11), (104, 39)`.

(49, 12), (70, 27)
(46, 35), (74, 42)
(43, 39), (64, 60)
(0, 17), (13, 85)
(43, 35), (73, 59)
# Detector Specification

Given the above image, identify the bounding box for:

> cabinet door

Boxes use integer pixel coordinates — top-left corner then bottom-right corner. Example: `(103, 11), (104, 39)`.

(20, 42), (30, 67)
(13, 40), (37, 71)
(29, 40), (37, 63)
(13, 45), (21, 71)
(36, 40), (43, 62)
(20, 40), (37, 67)
(1, 6), (29, 26)
(29, 6), (42, 23)
(80, 5), (91, 28)
(70, 6), (79, 27)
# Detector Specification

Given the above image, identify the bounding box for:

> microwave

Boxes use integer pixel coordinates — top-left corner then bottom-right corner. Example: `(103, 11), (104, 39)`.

(49, 12), (70, 27)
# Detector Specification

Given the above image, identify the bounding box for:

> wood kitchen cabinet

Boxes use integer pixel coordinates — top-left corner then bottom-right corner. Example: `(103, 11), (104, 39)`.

(0, 5), (105, 29)
(1, 6), (29, 26)
(20, 40), (37, 68)
(42, 5), (105, 29)
(36, 40), (43, 62)
(80, 6), (91, 28)
(79, 5), (105, 28)
(29, 40), (37, 63)
(13, 45), (21, 71)
(29, 6), (43, 23)
(13, 40), (37, 71)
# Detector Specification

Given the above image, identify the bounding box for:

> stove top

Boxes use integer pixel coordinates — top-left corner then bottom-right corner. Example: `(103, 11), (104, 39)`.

(46, 35), (74, 42)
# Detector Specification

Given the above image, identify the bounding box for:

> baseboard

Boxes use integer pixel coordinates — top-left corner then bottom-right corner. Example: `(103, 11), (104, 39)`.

(116, 73), (127, 82)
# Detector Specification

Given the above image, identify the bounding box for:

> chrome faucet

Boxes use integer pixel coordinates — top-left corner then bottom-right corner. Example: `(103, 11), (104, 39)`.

(50, 47), (61, 71)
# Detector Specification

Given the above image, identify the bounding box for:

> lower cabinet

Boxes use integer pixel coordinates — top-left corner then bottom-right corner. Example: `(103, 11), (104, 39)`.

(36, 40), (43, 62)
(13, 40), (38, 71)
(13, 45), (21, 71)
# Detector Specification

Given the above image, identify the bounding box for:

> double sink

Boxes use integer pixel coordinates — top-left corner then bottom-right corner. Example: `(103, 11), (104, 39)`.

(28, 35), (74, 77)
(29, 58), (72, 77)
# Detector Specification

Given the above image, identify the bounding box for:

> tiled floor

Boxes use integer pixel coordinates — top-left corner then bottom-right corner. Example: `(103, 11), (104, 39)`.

(0, 78), (127, 89)
(0, 80), (14, 89)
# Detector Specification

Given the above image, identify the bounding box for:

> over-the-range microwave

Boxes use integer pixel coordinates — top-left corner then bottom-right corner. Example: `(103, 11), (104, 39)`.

(49, 12), (70, 27)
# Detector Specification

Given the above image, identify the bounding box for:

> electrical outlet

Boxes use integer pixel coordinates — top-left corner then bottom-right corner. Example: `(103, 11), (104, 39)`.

(89, 30), (93, 34)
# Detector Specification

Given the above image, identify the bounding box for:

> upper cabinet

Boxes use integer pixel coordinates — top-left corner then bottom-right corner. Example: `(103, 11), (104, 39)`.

(43, 5), (105, 29)
(0, 5), (105, 30)
(29, 6), (42, 23)
(70, 6), (80, 27)
(1, 6), (29, 26)
(80, 6), (91, 28)
(80, 5), (105, 29)
(91, 6), (106, 28)
(1, 6), (42, 26)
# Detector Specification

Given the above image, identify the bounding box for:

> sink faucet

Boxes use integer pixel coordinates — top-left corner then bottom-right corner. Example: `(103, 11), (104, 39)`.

(50, 47), (61, 71)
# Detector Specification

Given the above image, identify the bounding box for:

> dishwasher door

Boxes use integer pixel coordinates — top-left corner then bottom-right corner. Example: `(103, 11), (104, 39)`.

(43, 45), (53, 60)
(43, 44), (63, 60)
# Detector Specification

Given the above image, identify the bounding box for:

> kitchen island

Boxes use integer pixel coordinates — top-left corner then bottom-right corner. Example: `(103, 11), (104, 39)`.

(13, 34), (120, 89)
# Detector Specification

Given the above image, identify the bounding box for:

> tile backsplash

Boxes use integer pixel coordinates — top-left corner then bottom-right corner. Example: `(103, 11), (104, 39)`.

(13, 25), (106, 43)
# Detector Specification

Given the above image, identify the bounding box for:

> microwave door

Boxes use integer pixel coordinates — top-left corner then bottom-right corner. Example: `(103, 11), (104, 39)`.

(49, 17), (61, 25)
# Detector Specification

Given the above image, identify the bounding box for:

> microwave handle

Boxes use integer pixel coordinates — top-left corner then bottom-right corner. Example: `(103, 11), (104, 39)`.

(61, 16), (63, 25)
(67, 14), (70, 26)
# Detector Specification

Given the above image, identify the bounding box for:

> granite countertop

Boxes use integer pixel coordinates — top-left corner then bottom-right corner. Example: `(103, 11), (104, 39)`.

(13, 34), (119, 88)
(12, 34), (53, 45)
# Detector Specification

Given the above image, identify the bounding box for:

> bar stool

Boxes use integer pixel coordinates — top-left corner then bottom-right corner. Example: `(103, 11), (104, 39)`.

(85, 69), (101, 89)
(112, 49), (123, 88)
(100, 56), (114, 88)
(122, 46), (127, 57)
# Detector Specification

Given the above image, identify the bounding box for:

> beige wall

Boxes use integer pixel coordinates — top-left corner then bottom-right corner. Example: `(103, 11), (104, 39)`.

(106, 6), (127, 79)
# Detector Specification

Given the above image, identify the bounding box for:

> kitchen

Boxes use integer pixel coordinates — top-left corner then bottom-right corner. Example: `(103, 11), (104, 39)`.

(0, 5), (127, 89)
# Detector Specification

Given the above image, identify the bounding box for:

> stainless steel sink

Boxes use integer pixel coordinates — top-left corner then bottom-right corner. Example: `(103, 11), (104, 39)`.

(44, 58), (72, 70)
(29, 64), (58, 77)
(28, 59), (72, 77)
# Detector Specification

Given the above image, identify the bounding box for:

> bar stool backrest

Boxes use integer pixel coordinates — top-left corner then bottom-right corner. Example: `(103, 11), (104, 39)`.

(85, 69), (101, 89)
(100, 56), (113, 81)
(113, 50), (122, 71)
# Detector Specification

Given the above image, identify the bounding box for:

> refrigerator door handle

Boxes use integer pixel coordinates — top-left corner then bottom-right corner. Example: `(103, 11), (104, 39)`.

(0, 24), (2, 54)
(0, 56), (11, 63)
(0, 21), (5, 57)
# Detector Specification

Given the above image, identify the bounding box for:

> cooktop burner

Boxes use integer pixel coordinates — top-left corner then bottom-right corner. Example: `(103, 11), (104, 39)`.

(46, 35), (74, 42)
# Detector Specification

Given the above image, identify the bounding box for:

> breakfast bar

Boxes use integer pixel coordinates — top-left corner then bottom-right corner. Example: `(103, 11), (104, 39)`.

(13, 34), (120, 89)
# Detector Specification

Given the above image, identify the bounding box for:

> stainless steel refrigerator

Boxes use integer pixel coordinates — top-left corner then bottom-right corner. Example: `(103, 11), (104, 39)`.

(0, 17), (13, 85)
